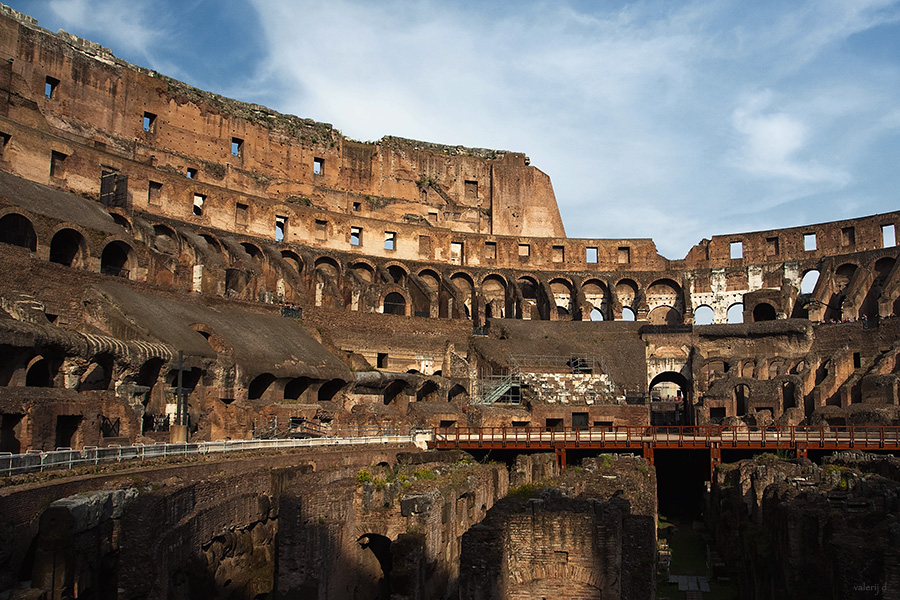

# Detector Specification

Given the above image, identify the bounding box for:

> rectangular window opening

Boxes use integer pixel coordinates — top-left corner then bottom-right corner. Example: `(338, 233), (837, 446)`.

(235, 202), (249, 225)
(853, 352), (861, 369)
(352, 201), (361, 211)
(803, 233), (817, 251)
(552, 245), (564, 263)
(427, 210), (438, 221)
(231, 137), (243, 157)
(464, 180), (478, 199)
(384, 231), (396, 251)
(617, 246), (630, 264)
(350, 226), (362, 246)
(377, 353), (388, 369)
(45, 76), (59, 99)
(276, 215), (287, 242)
(766, 236), (779, 257)
(148, 181), (162, 206)
(186, 167), (197, 179)
(192, 193), (205, 216)
(142, 112), (156, 133)
(315, 219), (327, 240)
(50, 150), (67, 177)
(450, 241), (464, 265)
(586, 246), (598, 264)
(730, 241), (743, 259)
(883, 224), (896, 248)
(484, 241), (496, 260)
(841, 226), (855, 247)
(518, 243), (530, 258)
(313, 157), (324, 175)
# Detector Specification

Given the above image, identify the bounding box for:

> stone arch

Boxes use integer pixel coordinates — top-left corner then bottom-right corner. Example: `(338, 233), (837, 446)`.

(693, 305), (714, 325)
(418, 269), (440, 292)
(649, 371), (689, 402)
(615, 278), (639, 316)
(190, 323), (231, 354)
(108, 211), (131, 231)
(647, 278), (683, 322)
(582, 278), (608, 321)
(726, 302), (744, 324)
(448, 384), (468, 402)
(621, 306), (636, 321)
(516, 275), (542, 320)
(648, 305), (681, 325)
(482, 274), (508, 319)
(752, 302), (776, 322)
(385, 263), (408, 286)
(450, 272), (475, 318)
(549, 277), (573, 319)
(384, 379), (409, 405)
(701, 358), (729, 389)
(860, 256), (896, 319)
(100, 240), (135, 279)
(350, 260), (375, 283)
(416, 380), (440, 402)
(48, 227), (88, 267)
(589, 308), (603, 321)
(0, 212), (37, 251)
(284, 377), (311, 402)
(240, 241), (264, 265)
(79, 352), (115, 391)
(318, 379), (346, 403)
(314, 256), (342, 308)
(248, 373), (276, 401)
(25, 356), (53, 387)
(382, 290), (409, 316)
(151, 224), (180, 256)
(280, 250), (303, 274)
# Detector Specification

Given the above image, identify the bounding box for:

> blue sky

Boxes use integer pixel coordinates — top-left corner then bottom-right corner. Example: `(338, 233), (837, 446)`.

(14, 0), (900, 258)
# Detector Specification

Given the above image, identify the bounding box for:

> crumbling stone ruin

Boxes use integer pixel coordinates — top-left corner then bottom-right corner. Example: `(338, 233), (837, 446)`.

(0, 2), (898, 598)
(708, 452), (900, 599)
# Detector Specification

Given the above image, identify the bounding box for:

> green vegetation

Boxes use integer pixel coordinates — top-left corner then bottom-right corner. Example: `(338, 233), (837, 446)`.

(506, 482), (547, 500)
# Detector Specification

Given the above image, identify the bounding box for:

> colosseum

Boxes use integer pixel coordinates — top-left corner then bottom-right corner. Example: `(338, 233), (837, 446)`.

(0, 4), (899, 600)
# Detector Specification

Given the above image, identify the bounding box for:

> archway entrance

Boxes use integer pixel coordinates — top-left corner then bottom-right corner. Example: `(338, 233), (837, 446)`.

(649, 371), (689, 425)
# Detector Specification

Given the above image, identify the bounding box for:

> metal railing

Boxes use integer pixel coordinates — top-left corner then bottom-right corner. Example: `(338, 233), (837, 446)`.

(431, 425), (900, 449)
(0, 427), (428, 478)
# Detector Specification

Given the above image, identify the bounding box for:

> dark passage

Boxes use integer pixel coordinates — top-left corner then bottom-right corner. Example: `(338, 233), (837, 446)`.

(655, 449), (708, 519)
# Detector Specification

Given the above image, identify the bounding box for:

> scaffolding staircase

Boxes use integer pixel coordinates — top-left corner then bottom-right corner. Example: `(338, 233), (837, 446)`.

(474, 368), (522, 405)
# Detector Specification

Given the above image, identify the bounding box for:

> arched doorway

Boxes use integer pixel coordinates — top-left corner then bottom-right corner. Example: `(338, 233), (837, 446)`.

(649, 371), (689, 425)
(100, 241), (133, 278)
(49, 228), (86, 267)
(383, 292), (407, 315)
(0, 213), (36, 251)
(752, 303), (776, 322)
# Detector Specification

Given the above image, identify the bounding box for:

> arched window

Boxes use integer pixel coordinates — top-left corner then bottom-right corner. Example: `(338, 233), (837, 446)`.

(383, 292), (406, 315)
(694, 305), (714, 325)
(726, 303), (744, 324)
(0, 214), (36, 251)
(621, 307), (636, 321)
(752, 303), (776, 322)
(49, 229), (86, 267)
(100, 241), (133, 278)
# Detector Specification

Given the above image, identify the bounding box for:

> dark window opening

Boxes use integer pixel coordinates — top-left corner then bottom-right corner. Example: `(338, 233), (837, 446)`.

(55, 415), (82, 449)
(766, 236), (779, 256)
(512, 420), (530, 428)
(383, 292), (406, 315)
(50, 150), (67, 177)
(464, 180), (478, 199)
(235, 202), (249, 225)
(313, 157), (324, 175)
(318, 379), (345, 402)
(710, 407), (726, 421)
(49, 228), (85, 267)
(377, 353), (388, 368)
(0, 414), (24, 454)
(186, 167), (197, 179)
(485, 241), (496, 260)
(545, 418), (564, 431)
(142, 112), (156, 133)
(841, 227), (855, 247)
(352, 201), (361, 211)
(26, 358), (52, 387)
(148, 180), (162, 206)
(248, 373), (276, 401)
(0, 131), (9, 158)
(552, 245), (564, 262)
(572, 412), (589, 429)
(439, 420), (457, 428)
(315, 219), (327, 240)
(100, 169), (128, 207)
(45, 76), (59, 99)
(752, 303), (776, 322)
(0, 214), (36, 251)
(284, 377), (310, 401)
(100, 241), (132, 278)
(231, 137), (243, 157)
(853, 352), (861, 369)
